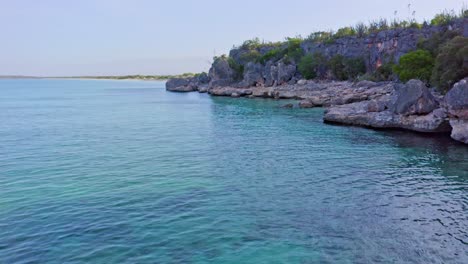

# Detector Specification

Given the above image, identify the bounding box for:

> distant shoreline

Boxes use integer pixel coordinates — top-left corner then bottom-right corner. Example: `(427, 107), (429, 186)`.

(0, 74), (201, 81)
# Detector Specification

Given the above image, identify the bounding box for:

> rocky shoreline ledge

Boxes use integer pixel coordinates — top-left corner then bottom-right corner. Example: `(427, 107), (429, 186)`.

(165, 17), (467, 144)
(166, 78), (468, 145)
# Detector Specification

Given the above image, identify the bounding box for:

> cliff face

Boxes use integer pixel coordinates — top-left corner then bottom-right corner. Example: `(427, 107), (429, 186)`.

(206, 18), (466, 88)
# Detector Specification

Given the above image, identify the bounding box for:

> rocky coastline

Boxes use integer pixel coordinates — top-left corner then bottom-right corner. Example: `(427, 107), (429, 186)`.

(165, 17), (467, 145)
(166, 77), (467, 144)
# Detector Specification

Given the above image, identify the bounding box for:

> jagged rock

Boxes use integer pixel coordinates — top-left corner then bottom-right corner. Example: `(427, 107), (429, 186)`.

(450, 119), (468, 144)
(324, 99), (451, 133)
(208, 87), (252, 97)
(209, 57), (235, 87)
(444, 78), (468, 144)
(242, 62), (265, 87)
(166, 78), (197, 92)
(393, 79), (439, 115)
(277, 62), (296, 85)
(197, 72), (210, 84)
(324, 82), (452, 133)
(444, 78), (468, 119)
(263, 61), (276, 87)
(301, 19), (464, 72)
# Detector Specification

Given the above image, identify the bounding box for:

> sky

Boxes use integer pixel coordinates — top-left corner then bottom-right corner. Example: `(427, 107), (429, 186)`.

(0, 0), (466, 76)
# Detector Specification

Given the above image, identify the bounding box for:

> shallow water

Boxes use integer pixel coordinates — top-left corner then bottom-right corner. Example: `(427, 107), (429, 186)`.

(0, 79), (467, 263)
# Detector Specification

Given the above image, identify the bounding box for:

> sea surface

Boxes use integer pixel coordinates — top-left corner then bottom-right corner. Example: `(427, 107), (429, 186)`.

(0, 79), (467, 264)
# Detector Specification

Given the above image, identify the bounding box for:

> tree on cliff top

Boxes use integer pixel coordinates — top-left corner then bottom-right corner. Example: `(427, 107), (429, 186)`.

(393, 50), (434, 83)
(431, 36), (468, 93)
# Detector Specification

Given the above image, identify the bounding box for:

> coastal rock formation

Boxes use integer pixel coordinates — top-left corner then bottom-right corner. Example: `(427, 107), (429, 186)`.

(324, 80), (452, 133)
(240, 62), (265, 87)
(445, 78), (468, 119)
(445, 79), (468, 143)
(166, 73), (210, 92)
(393, 80), (439, 115)
(450, 120), (468, 144)
(165, 18), (467, 144)
(208, 57), (235, 88)
(166, 78), (197, 92)
(200, 19), (465, 89)
(207, 81), (393, 105)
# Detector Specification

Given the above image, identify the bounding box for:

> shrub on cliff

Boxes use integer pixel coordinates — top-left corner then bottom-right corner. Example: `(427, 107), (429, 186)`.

(431, 36), (468, 93)
(306, 31), (334, 43)
(240, 50), (261, 62)
(430, 10), (458, 26)
(417, 31), (460, 56)
(328, 55), (366, 80)
(375, 62), (394, 81)
(334, 27), (356, 38)
(227, 57), (244, 80)
(298, 53), (328, 79)
(393, 50), (434, 83)
(285, 37), (304, 61)
(328, 55), (347, 80)
(344, 57), (366, 79)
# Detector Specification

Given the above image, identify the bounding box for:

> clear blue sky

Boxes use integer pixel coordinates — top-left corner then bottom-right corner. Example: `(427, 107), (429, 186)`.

(1, 0), (466, 76)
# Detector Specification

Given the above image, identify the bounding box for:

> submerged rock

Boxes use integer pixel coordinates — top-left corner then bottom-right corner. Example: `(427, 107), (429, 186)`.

(281, 103), (294, 108)
(298, 100), (315, 108)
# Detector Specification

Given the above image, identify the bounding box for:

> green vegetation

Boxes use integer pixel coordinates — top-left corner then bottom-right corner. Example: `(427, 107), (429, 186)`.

(257, 48), (283, 64)
(417, 30), (460, 56)
(431, 36), (468, 93)
(328, 55), (366, 80)
(430, 8), (467, 25)
(238, 37), (282, 50)
(240, 49), (261, 62)
(374, 62), (395, 81)
(227, 57), (244, 80)
(66, 73), (203, 80)
(256, 37), (304, 65)
(328, 55), (347, 80)
(218, 7), (466, 86)
(298, 53), (328, 80)
(284, 37), (304, 61)
(393, 50), (434, 83)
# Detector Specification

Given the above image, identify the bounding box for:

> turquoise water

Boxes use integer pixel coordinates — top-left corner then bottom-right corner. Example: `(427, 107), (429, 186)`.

(0, 79), (467, 264)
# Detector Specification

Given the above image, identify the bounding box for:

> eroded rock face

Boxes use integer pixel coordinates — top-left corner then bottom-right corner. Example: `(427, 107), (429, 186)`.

(209, 57), (235, 87)
(166, 78), (197, 92)
(393, 80), (439, 115)
(277, 62), (296, 85)
(324, 80), (452, 133)
(445, 78), (468, 144)
(450, 119), (468, 144)
(241, 62), (265, 87)
(445, 78), (468, 119)
(324, 99), (451, 133)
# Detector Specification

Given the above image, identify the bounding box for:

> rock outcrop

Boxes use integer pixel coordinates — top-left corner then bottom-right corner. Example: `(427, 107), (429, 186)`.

(165, 73), (210, 92)
(445, 78), (468, 143)
(166, 78), (197, 92)
(324, 80), (452, 133)
(392, 80), (439, 115)
(164, 18), (467, 144)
